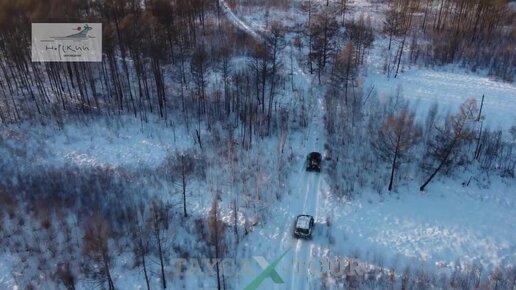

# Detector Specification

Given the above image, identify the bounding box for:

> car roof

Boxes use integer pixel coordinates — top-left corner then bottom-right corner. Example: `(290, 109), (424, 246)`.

(296, 215), (313, 229)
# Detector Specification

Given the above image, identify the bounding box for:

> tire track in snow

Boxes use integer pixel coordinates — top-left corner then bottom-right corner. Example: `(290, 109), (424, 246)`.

(218, 2), (326, 289)
(286, 48), (326, 290)
(218, 0), (263, 41)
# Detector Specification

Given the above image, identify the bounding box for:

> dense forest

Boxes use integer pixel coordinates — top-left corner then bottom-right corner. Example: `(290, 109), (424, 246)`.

(0, 0), (292, 145)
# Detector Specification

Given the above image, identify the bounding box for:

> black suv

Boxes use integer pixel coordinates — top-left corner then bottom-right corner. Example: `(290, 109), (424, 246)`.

(306, 152), (322, 172)
(293, 215), (315, 239)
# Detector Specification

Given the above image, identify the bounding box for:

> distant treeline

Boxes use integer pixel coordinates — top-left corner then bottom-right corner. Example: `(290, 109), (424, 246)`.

(383, 0), (515, 80)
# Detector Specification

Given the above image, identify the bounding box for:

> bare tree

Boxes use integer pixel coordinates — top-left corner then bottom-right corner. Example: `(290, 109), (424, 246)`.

(310, 8), (339, 83)
(191, 44), (210, 135)
(345, 16), (374, 65)
(338, 0), (349, 22)
(265, 21), (286, 135)
(420, 98), (478, 191)
(375, 107), (422, 191)
(164, 150), (204, 218)
(248, 42), (271, 119)
(332, 42), (357, 106)
(148, 200), (169, 289)
(82, 212), (116, 290)
(300, 0), (317, 73)
(56, 262), (76, 290)
(383, 0), (404, 51)
(131, 205), (151, 290)
(206, 193), (227, 290)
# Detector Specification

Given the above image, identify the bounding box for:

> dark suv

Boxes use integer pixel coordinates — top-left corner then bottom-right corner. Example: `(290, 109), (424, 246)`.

(306, 152), (322, 172)
(293, 215), (315, 239)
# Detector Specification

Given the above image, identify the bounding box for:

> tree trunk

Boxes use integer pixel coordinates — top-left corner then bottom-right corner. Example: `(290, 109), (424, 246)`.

(182, 158), (188, 218)
(420, 139), (457, 191)
(157, 229), (167, 289)
(388, 143), (399, 191)
(140, 236), (151, 290)
(394, 32), (407, 78)
(102, 252), (115, 290)
(216, 258), (221, 290)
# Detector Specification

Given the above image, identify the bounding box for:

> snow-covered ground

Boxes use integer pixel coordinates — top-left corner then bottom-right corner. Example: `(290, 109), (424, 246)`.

(365, 37), (516, 130)
(367, 66), (516, 129)
(325, 181), (516, 270)
(5, 116), (193, 169)
(0, 0), (514, 289)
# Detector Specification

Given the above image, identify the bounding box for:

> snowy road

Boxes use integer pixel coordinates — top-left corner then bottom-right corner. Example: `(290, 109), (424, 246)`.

(283, 64), (325, 290)
(218, 1), (329, 288)
(217, 0), (263, 41)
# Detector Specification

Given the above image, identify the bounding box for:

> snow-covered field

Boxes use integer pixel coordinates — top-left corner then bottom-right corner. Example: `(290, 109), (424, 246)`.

(367, 67), (516, 129)
(1, 117), (193, 170)
(365, 37), (516, 130)
(326, 181), (516, 270)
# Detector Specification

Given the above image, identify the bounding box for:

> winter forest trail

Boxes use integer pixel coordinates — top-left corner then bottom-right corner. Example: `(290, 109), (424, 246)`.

(282, 60), (325, 290)
(217, 0), (328, 289)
